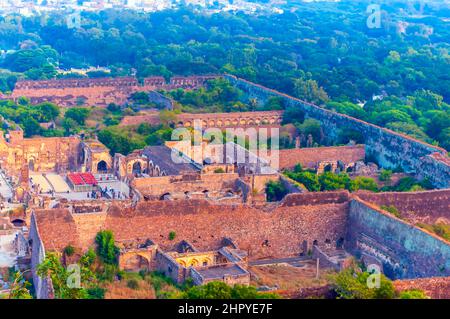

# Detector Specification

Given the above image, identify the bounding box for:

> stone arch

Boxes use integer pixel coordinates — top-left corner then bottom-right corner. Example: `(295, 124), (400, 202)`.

(123, 253), (150, 271)
(240, 119), (246, 125)
(324, 163), (333, 172)
(189, 259), (199, 267)
(209, 120), (215, 127)
(224, 119), (231, 126)
(184, 121), (191, 127)
(97, 160), (107, 173)
(177, 121), (184, 127)
(11, 219), (25, 227)
(232, 119), (238, 126)
(336, 237), (344, 249)
(153, 165), (161, 176)
(201, 257), (212, 267)
(160, 192), (171, 200)
(132, 161), (142, 175)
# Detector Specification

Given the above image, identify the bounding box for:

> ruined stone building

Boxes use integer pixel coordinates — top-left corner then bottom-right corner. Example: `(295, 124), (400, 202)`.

(0, 129), (81, 176)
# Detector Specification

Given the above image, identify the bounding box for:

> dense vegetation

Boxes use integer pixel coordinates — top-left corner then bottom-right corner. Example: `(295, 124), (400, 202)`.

(330, 263), (428, 299)
(0, 1), (448, 150)
(282, 164), (431, 193)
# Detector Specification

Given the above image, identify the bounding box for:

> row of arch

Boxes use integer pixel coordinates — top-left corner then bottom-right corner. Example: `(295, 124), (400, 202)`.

(177, 257), (213, 268)
(177, 117), (282, 128)
(123, 158), (166, 177)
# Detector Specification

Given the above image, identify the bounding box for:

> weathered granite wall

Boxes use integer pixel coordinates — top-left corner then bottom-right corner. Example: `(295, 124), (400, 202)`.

(346, 199), (450, 280)
(29, 212), (54, 299)
(225, 75), (450, 188)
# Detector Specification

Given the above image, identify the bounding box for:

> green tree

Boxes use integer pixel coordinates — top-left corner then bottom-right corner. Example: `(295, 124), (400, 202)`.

(296, 119), (322, 146)
(286, 171), (320, 192)
(349, 177), (379, 192)
(331, 267), (396, 299)
(22, 116), (42, 137)
(8, 271), (32, 299)
(64, 107), (91, 125)
(62, 118), (78, 134)
(379, 169), (392, 182)
(95, 230), (119, 265)
(183, 282), (279, 299)
(265, 180), (288, 202)
(319, 172), (351, 191)
(293, 78), (329, 105)
(37, 252), (88, 299)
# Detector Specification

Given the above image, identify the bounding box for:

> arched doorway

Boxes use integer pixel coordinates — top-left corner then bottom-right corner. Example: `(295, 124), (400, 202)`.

(97, 160), (107, 173)
(124, 254), (149, 271)
(132, 161), (142, 175)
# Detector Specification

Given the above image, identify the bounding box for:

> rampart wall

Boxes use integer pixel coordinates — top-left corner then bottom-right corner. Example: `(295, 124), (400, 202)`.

(33, 192), (350, 260)
(225, 75), (450, 188)
(8, 75), (220, 107)
(346, 199), (450, 279)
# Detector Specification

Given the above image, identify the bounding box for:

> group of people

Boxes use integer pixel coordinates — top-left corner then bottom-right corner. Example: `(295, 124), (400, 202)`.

(86, 186), (124, 200)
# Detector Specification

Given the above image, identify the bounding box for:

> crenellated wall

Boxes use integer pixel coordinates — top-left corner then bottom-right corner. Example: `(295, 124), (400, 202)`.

(8, 75), (220, 107)
(225, 75), (450, 188)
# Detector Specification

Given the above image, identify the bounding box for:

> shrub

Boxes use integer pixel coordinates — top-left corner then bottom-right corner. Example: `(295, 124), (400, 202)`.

(318, 172), (351, 191)
(399, 289), (428, 299)
(127, 279), (139, 290)
(381, 205), (401, 218)
(169, 231), (176, 241)
(379, 169), (393, 182)
(331, 268), (396, 299)
(349, 176), (379, 192)
(86, 287), (106, 299)
(285, 171), (320, 192)
(63, 245), (75, 256)
(265, 180), (288, 202)
(214, 168), (225, 173)
(183, 282), (280, 299)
